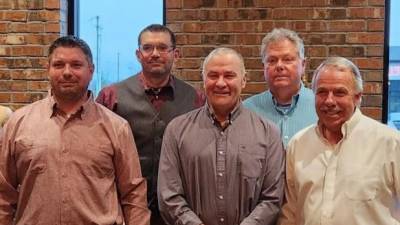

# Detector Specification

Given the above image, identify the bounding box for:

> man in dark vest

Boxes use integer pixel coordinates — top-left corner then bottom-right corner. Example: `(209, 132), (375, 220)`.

(96, 24), (205, 225)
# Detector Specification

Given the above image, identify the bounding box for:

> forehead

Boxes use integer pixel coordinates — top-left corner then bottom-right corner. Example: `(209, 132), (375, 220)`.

(205, 53), (242, 73)
(266, 38), (298, 56)
(140, 31), (172, 44)
(49, 47), (88, 62)
(316, 67), (355, 89)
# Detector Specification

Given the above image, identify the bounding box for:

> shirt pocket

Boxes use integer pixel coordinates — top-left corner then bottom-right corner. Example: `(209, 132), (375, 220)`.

(345, 166), (380, 201)
(15, 138), (47, 174)
(238, 144), (266, 178)
(83, 143), (115, 179)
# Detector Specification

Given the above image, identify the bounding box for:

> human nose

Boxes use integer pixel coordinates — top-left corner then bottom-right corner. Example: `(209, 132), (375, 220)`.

(325, 92), (335, 105)
(216, 76), (226, 88)
(62, 64), (72, 77)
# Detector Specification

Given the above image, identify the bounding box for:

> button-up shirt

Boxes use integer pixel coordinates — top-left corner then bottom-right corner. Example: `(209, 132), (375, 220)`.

(278, 109), (400, 225)
(0, 93), (150, 225)
(244, 83), (317, 147)
(158, 103), (285, 225)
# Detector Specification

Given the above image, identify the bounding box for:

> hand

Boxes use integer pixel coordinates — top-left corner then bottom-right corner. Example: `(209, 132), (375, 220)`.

(96, 85), (118, 111)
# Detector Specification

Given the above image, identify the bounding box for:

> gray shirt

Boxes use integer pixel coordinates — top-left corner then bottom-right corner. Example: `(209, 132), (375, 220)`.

(158, 104), (285, 225)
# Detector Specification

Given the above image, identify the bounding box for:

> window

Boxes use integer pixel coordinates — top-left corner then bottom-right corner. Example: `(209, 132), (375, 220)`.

(70, 0), (164, 95)
(385, 0), (400, 130)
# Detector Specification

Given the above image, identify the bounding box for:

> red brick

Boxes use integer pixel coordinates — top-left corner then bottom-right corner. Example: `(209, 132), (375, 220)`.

(346, 32), (384, 44)
(328, 20), (366, 31)
(367, 20), (384, 31)
(363, 82), (382, 94)
(11, 46), (44, 56)
(349, 7), (384, 18)
(366, 45), (383, 56)
(45, 0), (60, 9)
(166, 0), (182, 8)
(243, 82), (267, 94)
(28, 81), (49, 91)
(4, 11), (27, 21)
(360, 107), (381, 120)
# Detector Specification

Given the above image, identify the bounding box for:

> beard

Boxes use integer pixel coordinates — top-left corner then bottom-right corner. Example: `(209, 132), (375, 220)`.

(50, 79), (88, 103)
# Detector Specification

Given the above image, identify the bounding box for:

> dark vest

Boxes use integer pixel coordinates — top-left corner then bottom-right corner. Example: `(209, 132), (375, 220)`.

(115, 75), (198, 210)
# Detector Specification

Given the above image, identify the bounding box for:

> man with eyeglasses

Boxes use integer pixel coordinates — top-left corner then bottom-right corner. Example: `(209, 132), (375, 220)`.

(96, 24), (205, 225)
(244, 28), (317, 147)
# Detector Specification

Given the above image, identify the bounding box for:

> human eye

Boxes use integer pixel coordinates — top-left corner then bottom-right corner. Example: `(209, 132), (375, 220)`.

(71, 62), (84, 69)
(224, 72), (237, 79)
(157, 44), (170, 53)
(141, 44), (154, 53)
(283, 56), (296, 64)
(207, 72), (219, 80)
(51, 61), (64, 69)
(316, 88), (328, 97)
(266, 57), (277, 65)
(334, 89), (348, 97)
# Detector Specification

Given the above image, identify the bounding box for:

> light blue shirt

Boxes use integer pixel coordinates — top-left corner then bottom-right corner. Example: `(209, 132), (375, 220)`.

(244, 83), (317, 147)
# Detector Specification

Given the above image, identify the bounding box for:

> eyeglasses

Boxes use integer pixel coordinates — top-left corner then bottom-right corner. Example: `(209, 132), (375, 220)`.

(139, 44), (175, 55)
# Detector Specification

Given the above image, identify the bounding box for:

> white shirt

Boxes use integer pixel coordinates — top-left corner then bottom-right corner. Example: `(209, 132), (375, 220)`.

(278, 109), (400, 225)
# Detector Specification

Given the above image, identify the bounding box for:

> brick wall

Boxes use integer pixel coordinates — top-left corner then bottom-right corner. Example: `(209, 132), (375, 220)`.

(166, 0), (385, 120)
(0, 0), (66, 109)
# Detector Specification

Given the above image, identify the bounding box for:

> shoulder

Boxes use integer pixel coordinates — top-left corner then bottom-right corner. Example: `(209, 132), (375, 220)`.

(5, 99), (46, 129)
(93, 102), (130, 127)
(244, 91), (269, 105)
(241, 107), (280, 135)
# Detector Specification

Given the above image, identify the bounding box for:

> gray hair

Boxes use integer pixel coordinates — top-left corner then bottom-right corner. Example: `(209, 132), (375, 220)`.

(260, 28), (305, 63)
(311, 57), (363, 93)
(202, 47), (246, 79)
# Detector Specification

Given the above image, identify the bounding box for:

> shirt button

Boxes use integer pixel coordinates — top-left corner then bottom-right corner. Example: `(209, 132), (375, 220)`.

(284, 135), (289, 139)
(217, 172), (223, 177)
(220, 218), (225, 222)
(218, 151), (224, 155)
(218, 195), (224, 200)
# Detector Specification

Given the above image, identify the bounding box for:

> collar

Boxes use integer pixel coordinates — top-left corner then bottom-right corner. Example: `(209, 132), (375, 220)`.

(138, 72), (176, 94)
(47, 90), (94, 120)
(271, 82), (304, 115)
(205, 101), (242, 129)
(316, 108), (362, 144)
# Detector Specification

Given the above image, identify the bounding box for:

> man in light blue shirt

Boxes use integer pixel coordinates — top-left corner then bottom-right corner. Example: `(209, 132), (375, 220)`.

(244, 28), (317, 147)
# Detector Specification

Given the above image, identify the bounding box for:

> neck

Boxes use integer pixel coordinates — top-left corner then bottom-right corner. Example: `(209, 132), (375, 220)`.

(271, 84), (300, 105)
(320, 124), (343, 145)
(54, 92), (88, 116)
(142, 72), (170, 88)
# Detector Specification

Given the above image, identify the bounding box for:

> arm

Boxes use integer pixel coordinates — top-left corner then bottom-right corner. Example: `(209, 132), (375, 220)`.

(0, 117), (19, 224)
(158, 123), (203, 225)
(240, 128), (285, 225)
(96, 85), (118, 111)
(277, 142), (297, 225)
(114, 122), (150, 225)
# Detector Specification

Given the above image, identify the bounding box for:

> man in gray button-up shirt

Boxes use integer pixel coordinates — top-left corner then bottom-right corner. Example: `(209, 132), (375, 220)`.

(158, 47), (285, 225)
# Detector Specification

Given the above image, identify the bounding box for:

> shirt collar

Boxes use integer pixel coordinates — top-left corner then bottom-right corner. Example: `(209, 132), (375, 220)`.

(205, 101), (242, 128)
(316, 107), (362, 144)
(138, 72), (176, 96)
(272, 82), (304, 115)
(47, 90), (94, 120)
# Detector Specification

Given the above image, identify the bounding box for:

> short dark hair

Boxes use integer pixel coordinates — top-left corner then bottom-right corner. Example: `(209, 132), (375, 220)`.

(137, 24), (176, 48)
(48, 35), (93, 65)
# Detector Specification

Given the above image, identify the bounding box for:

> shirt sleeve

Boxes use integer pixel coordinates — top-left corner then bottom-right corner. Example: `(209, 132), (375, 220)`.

(96, 85), (118, 111)
(277, 141), (297, 225)
(114, 121), (150, 225)
(0, 116), (20, 225)
(158, 122), (203, 225)
(240, 126), (285, 225)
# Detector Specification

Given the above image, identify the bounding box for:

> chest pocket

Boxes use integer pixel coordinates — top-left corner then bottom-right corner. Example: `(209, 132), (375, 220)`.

(345, 166), (381, 201)
(238, 144), (266, 178)
(15, 138), (47, 174)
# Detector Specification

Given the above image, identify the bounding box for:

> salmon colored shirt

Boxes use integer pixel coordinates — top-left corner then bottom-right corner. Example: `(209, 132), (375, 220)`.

(0, 93), (150, 225)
